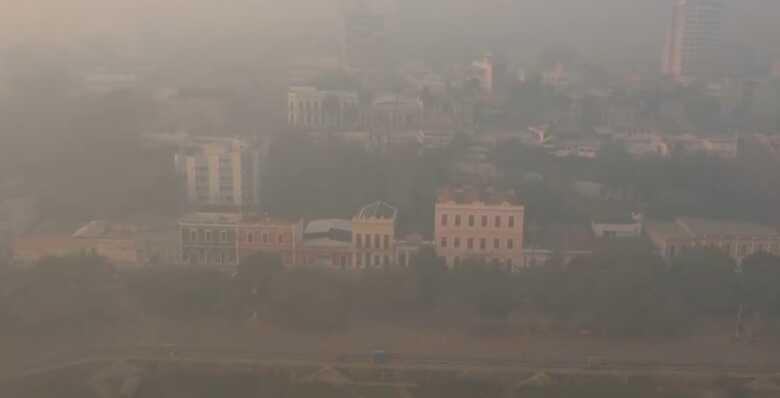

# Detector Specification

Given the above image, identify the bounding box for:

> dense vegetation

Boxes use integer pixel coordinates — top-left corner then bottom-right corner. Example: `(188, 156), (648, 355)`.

(3, 248), (780, 340)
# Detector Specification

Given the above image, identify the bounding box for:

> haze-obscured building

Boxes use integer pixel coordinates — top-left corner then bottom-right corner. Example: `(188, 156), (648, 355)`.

(663, 0), (724, 82)
(299, 219), (353, 269)
(646, 217), (780, 264)
(352, 201), (397, 269)
(176, 137), (261, 209)
(179, 213), (241, 266)
(238, 216), (303, 266)
(287, 86), (360, 131)
(435, 187), (525, 270)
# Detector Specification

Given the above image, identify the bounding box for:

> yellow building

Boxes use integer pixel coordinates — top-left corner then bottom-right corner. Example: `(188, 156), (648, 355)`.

(435, 188), (525, 270)
(351, 201), (397, 269)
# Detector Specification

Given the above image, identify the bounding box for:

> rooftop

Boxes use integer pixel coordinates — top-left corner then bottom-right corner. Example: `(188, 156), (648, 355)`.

(302, 237), (352, 249)
(679, 217), (779, 237)
(355, 201), (398, 220)
(437, 187), (523, 207)
(179, 212), (243, 225)
(241, 214), (300, 226)
(647, 218), (780, 240)
(304, 219), (352, 235)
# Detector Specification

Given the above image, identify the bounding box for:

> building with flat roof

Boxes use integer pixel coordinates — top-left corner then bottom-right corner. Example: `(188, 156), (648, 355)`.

(287, 86), (360, 131)
(646, 217), (780, 263)
(177, 137), (261, 209)
(435, 187), (525, 270)
(300, 219), (353, 269)
(238, 216), (303, 266)
(352, 201), (397, 269)
(179, 213), (241, 266)
(663, 0), (724, 82)
(591, 213), (643, 239)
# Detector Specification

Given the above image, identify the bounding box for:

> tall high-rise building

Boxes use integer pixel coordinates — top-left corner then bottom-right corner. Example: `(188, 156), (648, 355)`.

(662, 0), (724, 82)
(177, 137), (261, 209)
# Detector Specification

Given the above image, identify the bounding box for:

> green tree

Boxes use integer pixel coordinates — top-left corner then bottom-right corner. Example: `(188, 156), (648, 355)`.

(669, 250), (739, 318)
(0, 254), (120, 333)
(268, 269), (351, 331)
(410, 247), (447, 306)
(741, 253), (780, 320)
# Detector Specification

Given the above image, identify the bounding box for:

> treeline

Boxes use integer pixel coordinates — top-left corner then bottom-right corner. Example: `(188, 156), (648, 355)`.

(3, 248), (780, 339)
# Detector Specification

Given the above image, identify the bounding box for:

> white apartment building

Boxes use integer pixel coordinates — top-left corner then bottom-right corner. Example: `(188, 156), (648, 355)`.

(287, 86), (360, 131)
(435, 188), (525, 270)
(177, 137), (260, 208)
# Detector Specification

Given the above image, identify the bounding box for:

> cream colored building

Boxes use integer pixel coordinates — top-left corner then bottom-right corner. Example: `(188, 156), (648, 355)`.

(646, 218), (780, 264)
(287, 86), (360, 131)
(352, 201), (397, 269)
(178, 137), (260, 208)
(435, 188), (525, 270)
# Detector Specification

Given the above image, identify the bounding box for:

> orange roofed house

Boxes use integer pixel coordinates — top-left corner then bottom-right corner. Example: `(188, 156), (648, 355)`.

(434, 187), (525, 270)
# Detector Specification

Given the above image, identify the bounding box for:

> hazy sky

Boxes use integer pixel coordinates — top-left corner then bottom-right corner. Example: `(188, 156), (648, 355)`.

(0, 0), (777, 57)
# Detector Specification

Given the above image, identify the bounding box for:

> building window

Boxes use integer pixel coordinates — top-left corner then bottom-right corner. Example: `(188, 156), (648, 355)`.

(454, 257), (461, 266)
(384, 255), (390, 266)
(278, 235), (284, 244)
(205, 230), (212, 242)
(507, 239), (514, 249)
(739, 244), (748, 256)
(191, 230), (198, 242)
(374, 234), (380, 249)
(263, 233), (268, 243)
(374, 255), (381, 267)
(220, 231), (227, 242)
(468, 215), (475, 227)
(356, 253), (362, 266)
(440, 237), (448, 248)
(467, 238), (474, 249)
(481, 216), (488, 227)
(383, 235), (390, 250)
(441, 214), (448, 226)
(495, 216), (502, 228)
(509, 216), (515, 228)
(340, 255), (347, 268)
(455, 215), (462, 227)
(228, 230), (235, 242)
(248, 232), (254, 243)
(182, 229), (189, 242)
(198, 229), (205, 242)
(399, 253), (408, 267)
(480, 238), (486, 250)
(494, 238), (500, 249)
(356, 234), (362, 249)
(454, 238), (461, 248)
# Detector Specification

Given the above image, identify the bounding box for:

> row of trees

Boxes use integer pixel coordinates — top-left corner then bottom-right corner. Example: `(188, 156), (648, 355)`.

(5, 247), (780, 339)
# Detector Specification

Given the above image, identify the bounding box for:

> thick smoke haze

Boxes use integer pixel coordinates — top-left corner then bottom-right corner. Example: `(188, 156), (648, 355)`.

(2, 0), (777, 52)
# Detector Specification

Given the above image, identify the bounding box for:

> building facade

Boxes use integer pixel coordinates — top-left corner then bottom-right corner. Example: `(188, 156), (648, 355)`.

(434, 188), (525, 269)
(591, 214), (643, 239)
(238, 216), (303, 266)
(287, 86), (360, 131)
(179, 213), (241, 266)
(178, 137), (260, 208)
(369, 95), (423, 134)
(352, 201), (397, 269)
(299, 219), (353, 269)
(663, 0), (724, 81)
(646, 217), (780, 264)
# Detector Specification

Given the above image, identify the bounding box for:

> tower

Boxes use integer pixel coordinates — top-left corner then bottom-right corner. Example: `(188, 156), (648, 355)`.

(662, 0), (724, 82)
